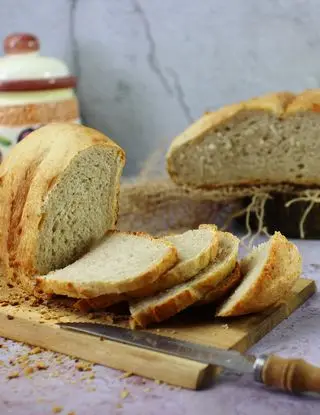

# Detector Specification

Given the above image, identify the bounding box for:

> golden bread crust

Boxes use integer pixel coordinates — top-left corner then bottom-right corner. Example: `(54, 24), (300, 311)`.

(195, 262), (242, 306)
(216, 232), (302, 317)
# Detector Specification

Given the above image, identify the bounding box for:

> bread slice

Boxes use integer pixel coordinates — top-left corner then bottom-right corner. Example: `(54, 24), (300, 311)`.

(36, 231), (178, 298)
(75, 224), (219, 311)
(166, 89), (320, 189)
(130, 231), (239, 328)
(0, 123), (125, 292)
(195, 262), (242, 306)
(216, 232), (301, 317)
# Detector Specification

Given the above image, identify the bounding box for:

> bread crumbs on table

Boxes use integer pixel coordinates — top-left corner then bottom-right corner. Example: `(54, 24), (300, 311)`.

(118, 372), (133, 379)
(120, 389), (130, 399)
(7, 314), (14, 320)
(143, 387), (151, 393)
(67, 412), (76, 415)
(116, 403), (123, 409)
(154, 379), (162, 385)
(7, 371), (19, 379)
(35, 361), (48, 370)
(17, 354), (29, 363)
(23, 366), (34, 376)
(52, 406), (63, 413)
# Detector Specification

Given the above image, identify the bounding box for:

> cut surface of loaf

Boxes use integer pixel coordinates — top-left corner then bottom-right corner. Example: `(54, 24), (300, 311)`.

(167, 89), (320, 189)
(75, 224), (219, 311)
(195, 262), (242, 306)
(130, 231), (239, 328)
(0, 123), (125, 292)
(216, 232), (302, 317)
(36, 231), (178, 298)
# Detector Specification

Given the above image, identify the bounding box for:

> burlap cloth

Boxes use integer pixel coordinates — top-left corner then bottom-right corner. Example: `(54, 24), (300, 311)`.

(117, 146), (320, 240)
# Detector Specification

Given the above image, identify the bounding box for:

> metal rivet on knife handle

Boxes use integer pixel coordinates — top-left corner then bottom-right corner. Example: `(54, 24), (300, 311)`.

(261, 354), (320, 393)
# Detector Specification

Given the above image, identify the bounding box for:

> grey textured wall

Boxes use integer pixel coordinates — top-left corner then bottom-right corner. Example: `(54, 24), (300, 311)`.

(1, 0), (320, 175)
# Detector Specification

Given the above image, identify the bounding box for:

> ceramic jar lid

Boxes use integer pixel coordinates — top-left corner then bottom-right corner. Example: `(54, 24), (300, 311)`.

(0, 33), (77, 91)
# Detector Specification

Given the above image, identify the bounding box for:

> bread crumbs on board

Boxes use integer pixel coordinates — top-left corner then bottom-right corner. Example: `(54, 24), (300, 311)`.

(52, 406), (63, 414)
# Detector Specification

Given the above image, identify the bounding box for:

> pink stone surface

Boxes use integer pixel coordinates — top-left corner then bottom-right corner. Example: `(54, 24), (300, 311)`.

(0, 236), (320, 415)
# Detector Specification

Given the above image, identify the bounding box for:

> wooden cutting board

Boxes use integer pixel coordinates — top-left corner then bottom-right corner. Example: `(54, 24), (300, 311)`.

(0, 278), (315, 390)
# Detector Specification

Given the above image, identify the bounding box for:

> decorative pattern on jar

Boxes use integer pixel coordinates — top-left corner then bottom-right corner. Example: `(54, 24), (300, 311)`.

(0, 33), (81, 162)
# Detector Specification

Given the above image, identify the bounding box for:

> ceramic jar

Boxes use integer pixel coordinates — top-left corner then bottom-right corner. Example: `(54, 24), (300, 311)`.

(0, 33), (80, 162)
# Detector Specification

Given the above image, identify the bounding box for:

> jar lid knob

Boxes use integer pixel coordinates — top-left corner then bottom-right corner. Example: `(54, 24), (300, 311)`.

(4, 33), (40, 55)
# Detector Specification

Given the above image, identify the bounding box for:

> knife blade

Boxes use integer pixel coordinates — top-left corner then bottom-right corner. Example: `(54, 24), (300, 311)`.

(59, 322), (320, 394)
(59, 322), (255, 373)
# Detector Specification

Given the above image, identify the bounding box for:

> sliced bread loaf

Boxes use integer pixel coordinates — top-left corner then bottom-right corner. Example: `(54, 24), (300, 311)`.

(75, 224), (218, 311)
(130, 231), (239, 328)
(195, 262), (242, 306)
(36, 231), (178, 298)
(0, 123), (125, 292)
(166, 89), (320, 189)
(216, 232), (301, 317)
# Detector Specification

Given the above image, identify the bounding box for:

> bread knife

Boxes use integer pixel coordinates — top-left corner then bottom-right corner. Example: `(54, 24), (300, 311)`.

(59, 322), (320, 394)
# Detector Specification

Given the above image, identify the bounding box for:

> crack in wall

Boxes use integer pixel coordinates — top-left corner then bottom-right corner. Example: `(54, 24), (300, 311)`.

(132, 0), (193, 123)
(167, 68), (193, 123)
(132, 0), (172, 95)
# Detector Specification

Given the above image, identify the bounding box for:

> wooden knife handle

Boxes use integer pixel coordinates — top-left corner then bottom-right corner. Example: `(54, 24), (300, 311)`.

(261, 354), (320, 393)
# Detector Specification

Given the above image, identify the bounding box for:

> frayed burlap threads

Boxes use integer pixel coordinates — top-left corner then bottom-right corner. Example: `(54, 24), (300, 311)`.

(285, 190), (320, 239)
(118, 178), (229, 235)
(118, 174), (320, 240)
(224, 189), (320, 245)
(221, 193), (271, 250)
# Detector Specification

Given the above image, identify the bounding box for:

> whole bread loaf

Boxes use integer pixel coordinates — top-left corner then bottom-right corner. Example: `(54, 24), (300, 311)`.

(166, 89), (320, 189)
(0, 123), (125, 292)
